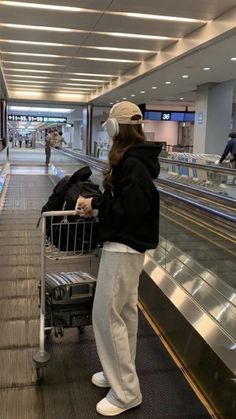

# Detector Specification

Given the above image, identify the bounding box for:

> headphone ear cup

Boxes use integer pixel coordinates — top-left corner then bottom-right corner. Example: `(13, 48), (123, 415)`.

(105, 118), (119, 137)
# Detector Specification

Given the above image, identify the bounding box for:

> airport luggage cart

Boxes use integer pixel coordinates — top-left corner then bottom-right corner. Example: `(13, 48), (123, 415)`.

(33, 210), (99, 380)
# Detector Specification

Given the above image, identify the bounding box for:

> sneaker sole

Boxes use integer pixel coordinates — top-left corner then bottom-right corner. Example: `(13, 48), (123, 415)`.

(96, 401), (141, 416)
(91, 376), (110, 388)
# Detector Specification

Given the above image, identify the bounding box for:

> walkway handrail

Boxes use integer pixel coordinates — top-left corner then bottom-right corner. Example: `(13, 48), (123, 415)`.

(159, 188), (236, 223)
(54, 148), (236, 223)
(159, 157), (236, 176)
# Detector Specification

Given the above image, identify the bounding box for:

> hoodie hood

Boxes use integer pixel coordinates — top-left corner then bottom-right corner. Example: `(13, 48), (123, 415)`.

(69, 165), (92, 184)
(124, 143), (162, 179)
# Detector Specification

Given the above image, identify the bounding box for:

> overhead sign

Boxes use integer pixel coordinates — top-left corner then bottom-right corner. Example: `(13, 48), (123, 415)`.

(145, 111), (195, 122)
(8, 115), (67, 123)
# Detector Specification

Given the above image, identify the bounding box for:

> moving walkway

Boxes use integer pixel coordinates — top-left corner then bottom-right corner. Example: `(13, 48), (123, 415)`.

(1, 146), (235, 418)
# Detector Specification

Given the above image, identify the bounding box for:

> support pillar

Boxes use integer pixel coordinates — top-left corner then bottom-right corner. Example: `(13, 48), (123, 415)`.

(86, 104), (93, 156)
(0, 100), (7, 150)
(193, 81), (234, 154)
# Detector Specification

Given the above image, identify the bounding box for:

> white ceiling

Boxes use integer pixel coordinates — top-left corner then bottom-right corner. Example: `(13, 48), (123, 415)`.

(0, 0), (236, 106)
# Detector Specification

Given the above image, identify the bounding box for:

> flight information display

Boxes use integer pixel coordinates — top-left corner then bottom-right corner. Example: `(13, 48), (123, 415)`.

(8, 115), (67, 123)
(144, 111), (195, 122)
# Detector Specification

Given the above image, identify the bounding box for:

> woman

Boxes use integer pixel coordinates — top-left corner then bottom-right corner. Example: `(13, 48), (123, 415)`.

(77, 101), (162, 416)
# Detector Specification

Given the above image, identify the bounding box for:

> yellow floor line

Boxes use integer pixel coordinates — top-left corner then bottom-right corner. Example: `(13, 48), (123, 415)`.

(161, 209), (236, 257)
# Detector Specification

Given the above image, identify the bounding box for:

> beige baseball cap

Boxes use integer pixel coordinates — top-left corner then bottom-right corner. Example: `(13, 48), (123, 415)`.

(108, 101), (143, 125)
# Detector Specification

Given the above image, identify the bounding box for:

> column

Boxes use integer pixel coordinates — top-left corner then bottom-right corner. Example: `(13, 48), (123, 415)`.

(86, 104), (93, 155)
(193, 81), (234, 154)
(73, 121), (82, 150)
(0, 100), (7, 150)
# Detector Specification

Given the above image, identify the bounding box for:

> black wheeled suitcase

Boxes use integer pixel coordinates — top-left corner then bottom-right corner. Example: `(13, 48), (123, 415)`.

(45, 271), (96, 336)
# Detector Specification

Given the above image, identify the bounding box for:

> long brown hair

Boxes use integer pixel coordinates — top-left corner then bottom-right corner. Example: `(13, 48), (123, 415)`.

(103, 115), (146, 189)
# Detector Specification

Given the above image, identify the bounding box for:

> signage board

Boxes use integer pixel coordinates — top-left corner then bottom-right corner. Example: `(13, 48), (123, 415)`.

(197, 112), (204, 124)
(145, 111), (195, 122)
(8, 115), (67, 123)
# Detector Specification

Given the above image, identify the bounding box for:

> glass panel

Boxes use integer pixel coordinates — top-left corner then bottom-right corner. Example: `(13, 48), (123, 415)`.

(159, 158), (236, 201)
(148, 187), (236, 338)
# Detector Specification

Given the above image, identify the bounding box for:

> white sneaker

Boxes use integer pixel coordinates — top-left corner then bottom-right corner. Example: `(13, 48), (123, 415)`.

(92, 372), (110, 388)
(96, 397), (141, 416)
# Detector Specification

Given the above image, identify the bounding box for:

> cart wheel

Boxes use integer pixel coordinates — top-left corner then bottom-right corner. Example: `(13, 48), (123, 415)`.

(78, 326), (85, 334)
(58, 325), (64, 337)
(45, 329), (52, 337)
(36, 367), (45, 382)
(54, 326), (59, 338)
(54, 325), (64, 338)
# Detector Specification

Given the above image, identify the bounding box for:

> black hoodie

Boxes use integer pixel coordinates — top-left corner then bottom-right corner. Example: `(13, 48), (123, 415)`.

(92, 143), (162, 252)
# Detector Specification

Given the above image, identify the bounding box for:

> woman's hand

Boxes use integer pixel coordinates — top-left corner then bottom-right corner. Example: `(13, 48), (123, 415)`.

(75, 196), (93, 217)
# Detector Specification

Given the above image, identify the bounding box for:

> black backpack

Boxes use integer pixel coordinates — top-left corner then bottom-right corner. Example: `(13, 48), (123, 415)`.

(38, 166), (102, 251)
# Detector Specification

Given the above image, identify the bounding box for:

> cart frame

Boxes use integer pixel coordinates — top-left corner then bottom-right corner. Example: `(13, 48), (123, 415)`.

(33, 210), (99, 379)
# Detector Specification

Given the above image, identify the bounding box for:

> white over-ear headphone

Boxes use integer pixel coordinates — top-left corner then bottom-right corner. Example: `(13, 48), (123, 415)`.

(104, 118), (119, 138)
(104, 118), (144, 138)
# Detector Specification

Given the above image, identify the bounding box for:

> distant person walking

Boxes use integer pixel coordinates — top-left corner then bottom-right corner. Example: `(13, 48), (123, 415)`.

(218, 132), (236, 169)
(45, 129), (53, 166)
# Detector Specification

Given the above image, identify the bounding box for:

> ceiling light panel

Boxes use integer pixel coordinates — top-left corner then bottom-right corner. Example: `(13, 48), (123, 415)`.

(0, 38), (77, 47)
(107, 0), (225, 21)
(81, 33), (172, 52)
(4, 68), (61, 73)
(0, 23), (177, 41)
(9, 105), (74, 113)
(0, 1), (99, 13)
(3, 60), (65, 67)
(93, 15), (204, 40)
(0, 1), (207, 24)
(2, 51), (70, 58)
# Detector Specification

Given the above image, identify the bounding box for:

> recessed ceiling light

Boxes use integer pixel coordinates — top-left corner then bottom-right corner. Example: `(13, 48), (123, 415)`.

(203, 67), (211, 70)
(110, 102), (113, 105)
(182, 75), (189, 78)
(123, 97), (127, 100)
(140, 90), (145, 94)
(165, 81), (172, 84)
(230, 58), (236, 61)
(131, 94), (136, 97)
(151, 86), (157, 89)
(180, 97), (184, 100)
